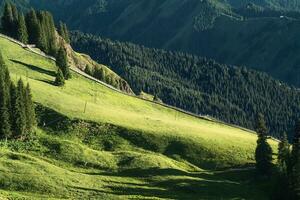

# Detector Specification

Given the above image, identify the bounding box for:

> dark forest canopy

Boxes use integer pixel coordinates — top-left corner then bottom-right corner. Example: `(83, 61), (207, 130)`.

(71, 31), (300, 138)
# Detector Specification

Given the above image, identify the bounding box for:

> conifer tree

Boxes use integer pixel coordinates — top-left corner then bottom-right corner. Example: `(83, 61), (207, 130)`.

(25, 9), (41, 45)
(54, 69), (65, 86)
(278, 132), (290, 173)
(0, 53), (11, 139)
(24, 83), (36, 133)
(56, 47), (70, 79)
(1, 2), (14, 36)
(59, 21), (70, 43)
(255, 113), (273, 175)
(17, 13), (28, 44)
(12, 79), (26, 138)
(11, 3), (19, 38)
(84, 65), (94, 76)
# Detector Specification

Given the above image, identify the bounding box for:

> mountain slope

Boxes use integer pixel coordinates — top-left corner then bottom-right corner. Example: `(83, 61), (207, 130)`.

(6, 0), (300, 87)
(0, 33), (277, 199)
(71, 31), (300, 138)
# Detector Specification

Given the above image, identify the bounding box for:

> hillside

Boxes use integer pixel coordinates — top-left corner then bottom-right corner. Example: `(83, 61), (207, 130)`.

(0, 32), (278, 199)
(6, 0), (300, 87)
(70, 31), (300, 138)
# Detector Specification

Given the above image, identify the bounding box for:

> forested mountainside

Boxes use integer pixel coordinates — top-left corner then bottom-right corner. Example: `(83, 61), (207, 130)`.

(3, 0), (300, 87)
(71, 31), (300, 138)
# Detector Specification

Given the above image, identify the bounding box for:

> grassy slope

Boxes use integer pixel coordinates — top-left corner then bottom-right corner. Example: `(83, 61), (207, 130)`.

(0, 37), (277, 199)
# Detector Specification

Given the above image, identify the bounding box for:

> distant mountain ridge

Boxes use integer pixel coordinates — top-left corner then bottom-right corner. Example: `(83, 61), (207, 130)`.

(3, 0), (300, 87)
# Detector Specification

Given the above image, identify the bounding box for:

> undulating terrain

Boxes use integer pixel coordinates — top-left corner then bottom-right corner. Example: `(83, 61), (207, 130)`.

(0, 31), (278, 199)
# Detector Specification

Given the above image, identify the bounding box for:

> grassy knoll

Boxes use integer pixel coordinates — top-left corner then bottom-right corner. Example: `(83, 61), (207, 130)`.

(0, 36), (277, 199)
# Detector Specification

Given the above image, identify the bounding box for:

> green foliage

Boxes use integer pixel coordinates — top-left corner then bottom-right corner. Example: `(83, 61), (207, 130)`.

(255, 114), (273, 175)
(71, 32), (300, 137)
(1, 2), (13, 35)
(84, 65), (93, 76)
(25, 9), (41, 46)
(54, 69), (65, 86)
(277, 132), (290, 173)
(58, 21), (70, 43)
(56, 47), (70, 80)
(16, 13), (28, 44)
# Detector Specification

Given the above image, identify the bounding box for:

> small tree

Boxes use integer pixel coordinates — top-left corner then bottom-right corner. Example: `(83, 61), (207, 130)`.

(17, 13), (28, 44)
(255, 113), (273, 175)
(84, 65), (94, 76)
(12, 79), (26, 138)
(56, 47), (70, 80)
(54, 69), (65, 86)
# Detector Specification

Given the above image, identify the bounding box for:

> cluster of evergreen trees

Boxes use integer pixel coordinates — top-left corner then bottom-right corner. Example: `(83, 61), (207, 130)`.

(0, 52), (36, 140)
(254, 114), (300, 199)
(71, 31), (300, 138)
(1, 2), (70, 57)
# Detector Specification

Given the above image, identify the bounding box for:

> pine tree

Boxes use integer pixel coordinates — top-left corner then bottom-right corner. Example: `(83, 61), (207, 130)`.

(255, 113), (273, 175)
(1, 2), (14, 36)
(0, 52), (11, 139)
(278, 132), (290, 173)
(17, 13), (28, 44)
(11, 3), (19, 38)
(12, 79), (26, 138)
(24, 83), (36, 133)
(84, 65), (94, 76)
(63, 23), (70, 43)
(25, 9), (41, 45)
(54, 69), (65, 86)
(56, 47), (70, 79)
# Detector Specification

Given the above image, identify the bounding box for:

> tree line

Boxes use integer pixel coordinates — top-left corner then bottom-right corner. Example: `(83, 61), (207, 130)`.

(1, 2), (70, 56)
(1, 2), (71, 86)
(70, 31), (300, 138)
(0, 51), (36, 140)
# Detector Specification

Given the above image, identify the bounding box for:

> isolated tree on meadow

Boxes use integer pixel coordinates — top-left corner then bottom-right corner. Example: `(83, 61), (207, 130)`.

(54, 69), (65, 86)
(56, 47), (70, 79)
(255, 113), (273, 175)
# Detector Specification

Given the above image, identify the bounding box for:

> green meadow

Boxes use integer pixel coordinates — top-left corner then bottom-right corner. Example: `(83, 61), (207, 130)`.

(0, 37), (277, 199)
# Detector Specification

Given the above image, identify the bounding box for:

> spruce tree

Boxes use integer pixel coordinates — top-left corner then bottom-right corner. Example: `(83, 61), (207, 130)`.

(12, 79), (26, 138)
(24, 83), (36, 133)
(0, 53), (11, 139)
(278, 132), (290, 173)
(85, 65), (94, 76)
(56, 47), (70, 79)
(54, 69), (65, 86)
(255, 113), (273, 175)
(11, 3), (19, 38)
(25, 9), (41, 45)
(17, 13), (28, 44)
(1, 2), (14, 36)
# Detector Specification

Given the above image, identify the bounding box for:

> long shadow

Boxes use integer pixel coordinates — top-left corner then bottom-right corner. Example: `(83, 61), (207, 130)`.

(10, 59), (56, 77)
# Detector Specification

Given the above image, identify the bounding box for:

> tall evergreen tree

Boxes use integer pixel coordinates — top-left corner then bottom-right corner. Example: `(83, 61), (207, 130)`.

(25, 9), (41, 45)
(12, 79), (26, 138)
(1, 2), (14, 36)
(24, 83), (36, 133)
(0, 52), (11, 139)
(278, 132), (290, 173)
(255, 113), (273, 175)
(11, 3), (19, 38)
(56, 47), (70, 79)
(59, 21), (70, 43)
(17, 13), (28, 44)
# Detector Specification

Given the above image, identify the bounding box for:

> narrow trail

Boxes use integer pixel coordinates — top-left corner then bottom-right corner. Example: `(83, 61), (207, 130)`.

(0, 33), (281, 142)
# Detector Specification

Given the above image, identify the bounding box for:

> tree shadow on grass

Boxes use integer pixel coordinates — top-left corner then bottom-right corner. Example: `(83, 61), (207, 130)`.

(10, 59), (56, 77)
(86, 167), (269, 199)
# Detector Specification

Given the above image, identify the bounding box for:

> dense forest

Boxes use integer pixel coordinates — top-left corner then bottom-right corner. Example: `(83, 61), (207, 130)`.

(71, 31), (300, 138)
